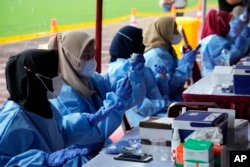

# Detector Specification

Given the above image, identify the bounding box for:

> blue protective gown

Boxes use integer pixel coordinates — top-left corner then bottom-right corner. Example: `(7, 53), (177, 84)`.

(200, 34), (250, 76)
(108, 58), (168, 127)
(0, 100), (101, 167)
(200, 15), (250, 76)
(143, 47), (192, 102)
(49, 70), (146, 147)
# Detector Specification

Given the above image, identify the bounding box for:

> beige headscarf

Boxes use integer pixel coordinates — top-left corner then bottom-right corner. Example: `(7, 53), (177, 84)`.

(48, 29), (95, 98)
(143, 16), (179, 58)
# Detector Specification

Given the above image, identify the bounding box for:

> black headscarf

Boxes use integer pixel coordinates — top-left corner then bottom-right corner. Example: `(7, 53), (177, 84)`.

(5, 49), (59, 118)
(109, 25), (144, 62)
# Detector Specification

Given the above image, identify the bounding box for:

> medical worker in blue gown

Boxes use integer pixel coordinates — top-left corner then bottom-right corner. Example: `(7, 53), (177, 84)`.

(48, 30), (146, 149)
(0, 48), (132, 166)
(143, 16), (198, 102)
(200, 9), (250, 76)
(108, 25), (169, 127)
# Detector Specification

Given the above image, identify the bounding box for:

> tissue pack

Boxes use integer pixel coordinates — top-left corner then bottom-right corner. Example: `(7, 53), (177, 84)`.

(172, 111), (228, 144)
(233, 65), (250, 94)
(139, 117), (173, 155)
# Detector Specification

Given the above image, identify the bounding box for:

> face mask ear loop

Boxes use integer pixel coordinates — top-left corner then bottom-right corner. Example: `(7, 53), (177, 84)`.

(24, 65), (52, 91)
(35, 73), (52, 91)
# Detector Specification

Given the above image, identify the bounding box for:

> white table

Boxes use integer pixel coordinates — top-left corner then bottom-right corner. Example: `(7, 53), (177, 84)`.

(82, 127), (175, 167)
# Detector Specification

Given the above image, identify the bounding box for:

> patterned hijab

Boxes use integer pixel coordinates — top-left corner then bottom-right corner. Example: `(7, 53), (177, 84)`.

(48, 29), (95, 98)
(109, 25), (144, 62)
(201, 9), (233, 39)
(5, 49), (59, 118)
(143, 16), (179, 58)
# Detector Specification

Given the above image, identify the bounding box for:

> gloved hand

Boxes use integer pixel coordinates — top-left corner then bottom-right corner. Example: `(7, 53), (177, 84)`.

(154, 64), (168, 75)
(241, 9), (250, 22)
(229, 15), (248, 39)
(131, 53), (145, 71)
(181, 49), (197, 65)
(87, 102), (121, 125)
(241, 26), (250, 38)
(115, 76), (132, 101)
(45, 147), (88, 167)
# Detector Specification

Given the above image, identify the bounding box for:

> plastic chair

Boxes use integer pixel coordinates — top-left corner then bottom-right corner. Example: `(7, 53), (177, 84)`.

(167, 101), (219, 118)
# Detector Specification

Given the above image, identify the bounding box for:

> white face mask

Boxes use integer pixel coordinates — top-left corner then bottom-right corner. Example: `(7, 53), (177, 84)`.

(171, 34), (183, 44)
(77, 58), (97, 77)
(35, 72), (60, 99)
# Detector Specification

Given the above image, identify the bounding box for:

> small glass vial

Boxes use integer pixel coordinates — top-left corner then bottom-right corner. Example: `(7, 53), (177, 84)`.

(221, 49), (230, 66)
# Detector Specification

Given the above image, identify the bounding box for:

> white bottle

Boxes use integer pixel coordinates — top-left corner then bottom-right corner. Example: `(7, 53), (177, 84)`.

(221, 48), (230, 66)
(171, 128), (181, 162)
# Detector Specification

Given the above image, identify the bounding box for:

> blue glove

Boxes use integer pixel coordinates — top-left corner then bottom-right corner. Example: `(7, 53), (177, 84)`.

(154, 64), (168, 75)
(241, 9), (250, 21)
(105, 139), (141, 154)
(131, 53), (145, 71)
(45, 147), (88, 167)
(181, 49), (197, 65)
(229, 14), (248, 39)
(241, 26), (250, 38)
(115, 76), (132, 101)
(87, 103), (121, 125)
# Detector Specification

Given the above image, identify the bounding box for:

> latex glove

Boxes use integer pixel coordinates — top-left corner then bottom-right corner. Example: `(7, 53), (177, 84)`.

(241, 26), (250, 38)
(240, 9), (250, 22)
(229, 11), (249, 39)
(131, 53), (145, 71)
(45, 147), (88, 167)
(87, 103), (121, 125)
(154, 64), (168, 78)
(181, 49), (197, 65)
(115, 76), (132, 101)
(154, 64), (168, 75)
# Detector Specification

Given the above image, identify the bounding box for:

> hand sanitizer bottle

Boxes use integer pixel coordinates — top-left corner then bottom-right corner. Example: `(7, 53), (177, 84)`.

(171, 128), (181, 162)
(221, 48), (230, 66)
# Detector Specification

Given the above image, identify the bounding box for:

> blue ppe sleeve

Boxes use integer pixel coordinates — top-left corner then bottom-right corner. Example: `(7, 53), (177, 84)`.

(144, 48), (190, 95)
(86, 103), (121, 126)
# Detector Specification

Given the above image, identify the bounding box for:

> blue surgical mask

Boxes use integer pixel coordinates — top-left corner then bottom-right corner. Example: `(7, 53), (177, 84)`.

(171, 34), (183, 44)
(77, 58), (97, 77)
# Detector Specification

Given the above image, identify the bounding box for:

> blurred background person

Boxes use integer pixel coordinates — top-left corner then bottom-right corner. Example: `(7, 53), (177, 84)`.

(159, 0), (174, 12)
(175, 0), (187, 16)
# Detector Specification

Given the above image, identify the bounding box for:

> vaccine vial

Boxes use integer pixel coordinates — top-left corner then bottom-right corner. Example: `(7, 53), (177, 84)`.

(221, 49), (230, 66)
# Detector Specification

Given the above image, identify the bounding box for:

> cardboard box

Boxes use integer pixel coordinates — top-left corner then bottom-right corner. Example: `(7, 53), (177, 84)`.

(172, 111), (228, 144)
(139, 117), (173, 158)
(184, 138), (214, 162)
(184, 159), (214, 167)
(227, 119), (249, 149)
(213, 144), (227, 167)
(233, 65), (250, 94)
(211, 66), (233, 87)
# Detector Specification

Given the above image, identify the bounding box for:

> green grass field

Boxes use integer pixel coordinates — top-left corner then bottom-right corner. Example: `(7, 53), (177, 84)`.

(0, 0), (218, 38)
